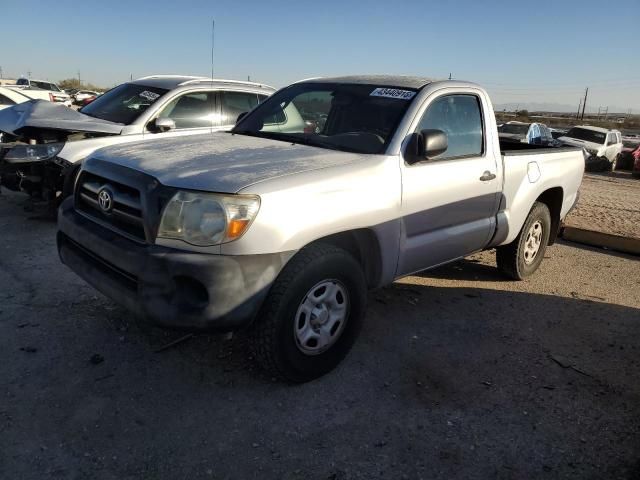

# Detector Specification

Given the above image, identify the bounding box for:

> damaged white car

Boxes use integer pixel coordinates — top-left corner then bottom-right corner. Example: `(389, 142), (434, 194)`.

(0, 75), (275, 207)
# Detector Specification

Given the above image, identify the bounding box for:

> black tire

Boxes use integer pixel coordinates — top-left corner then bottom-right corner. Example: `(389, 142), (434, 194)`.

(249, 243), (367, 383)
(496, 202), (551, 280)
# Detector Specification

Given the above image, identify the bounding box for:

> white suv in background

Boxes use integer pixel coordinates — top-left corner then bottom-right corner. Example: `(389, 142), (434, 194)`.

(10, 78), (72, 106)
(559, 126), (623, 171)
(0, 75), (275, 205)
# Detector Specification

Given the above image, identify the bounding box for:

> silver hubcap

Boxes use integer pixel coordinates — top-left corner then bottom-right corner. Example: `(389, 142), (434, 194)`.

(523, 221), (543, 265)
(294, 280), (349, 355)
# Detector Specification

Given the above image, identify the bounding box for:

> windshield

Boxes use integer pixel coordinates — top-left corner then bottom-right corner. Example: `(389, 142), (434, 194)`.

(233, 82), (417, 154)
(80, 83), (169, 124)
(16, 78), (28, 86)
(498, 123), (530, 135)
(564, 127), (606, 144)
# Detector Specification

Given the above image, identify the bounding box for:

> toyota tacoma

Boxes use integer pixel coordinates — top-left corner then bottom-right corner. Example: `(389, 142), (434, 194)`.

(57, 75), (584, 382)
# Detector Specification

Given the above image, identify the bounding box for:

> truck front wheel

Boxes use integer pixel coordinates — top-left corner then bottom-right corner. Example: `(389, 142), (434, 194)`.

(249, 243), (367, 383)
(496, 202), (551, 280)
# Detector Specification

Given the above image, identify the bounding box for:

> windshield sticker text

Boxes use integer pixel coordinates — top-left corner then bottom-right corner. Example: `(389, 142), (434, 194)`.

(370, 88), (416, 100)
(139, 91), (160, 102)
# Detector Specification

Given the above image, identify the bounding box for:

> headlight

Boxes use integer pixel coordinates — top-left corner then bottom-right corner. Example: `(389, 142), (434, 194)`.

(582, 148), (597, 158)
(4, 143), (63, 163)
(157, 191), (260, 246)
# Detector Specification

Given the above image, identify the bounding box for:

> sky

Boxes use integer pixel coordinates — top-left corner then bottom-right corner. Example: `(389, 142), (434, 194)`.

(2, 0), (639, 113)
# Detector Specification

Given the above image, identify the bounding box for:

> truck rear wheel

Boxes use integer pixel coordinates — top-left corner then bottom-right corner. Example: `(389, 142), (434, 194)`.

(496, 202), (551, 280)
(249, 243), (367, 383)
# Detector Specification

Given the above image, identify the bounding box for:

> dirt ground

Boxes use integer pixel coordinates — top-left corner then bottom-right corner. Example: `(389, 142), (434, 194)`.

(564, 172), (640, 239)
(1, 190), (640, 480)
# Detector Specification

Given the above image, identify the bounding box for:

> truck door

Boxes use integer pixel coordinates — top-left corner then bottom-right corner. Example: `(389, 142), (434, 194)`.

(397, 92), (500, 276)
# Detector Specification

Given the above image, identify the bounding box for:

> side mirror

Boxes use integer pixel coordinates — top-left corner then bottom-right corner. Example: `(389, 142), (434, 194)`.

(236, 112), (249, 124)
(154, 118), (176, 133)
(405, 129), (448, 164)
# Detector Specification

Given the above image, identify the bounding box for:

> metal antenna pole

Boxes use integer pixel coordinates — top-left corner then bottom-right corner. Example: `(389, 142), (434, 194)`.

(211, 19), (215, 79)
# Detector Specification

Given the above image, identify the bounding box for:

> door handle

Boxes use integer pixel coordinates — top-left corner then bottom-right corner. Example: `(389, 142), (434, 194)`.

(480, 171), (496, 181)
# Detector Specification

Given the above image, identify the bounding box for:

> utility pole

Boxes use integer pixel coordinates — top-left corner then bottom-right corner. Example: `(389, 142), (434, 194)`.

(576, 97), (583, 120)
(27, 70), (32, 79)
(77, 70), (81, 86)
(580, 87), (588, 120)
(448, 73), (452, 80)
(0, 66), (3, 79)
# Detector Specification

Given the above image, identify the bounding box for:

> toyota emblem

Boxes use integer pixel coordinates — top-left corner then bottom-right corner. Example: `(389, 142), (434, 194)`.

(98, 188), (113, 213)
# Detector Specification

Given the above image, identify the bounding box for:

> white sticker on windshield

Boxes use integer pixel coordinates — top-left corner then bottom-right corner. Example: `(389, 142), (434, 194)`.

(370, 88), (416, 100)
(139, 90), (160, 101)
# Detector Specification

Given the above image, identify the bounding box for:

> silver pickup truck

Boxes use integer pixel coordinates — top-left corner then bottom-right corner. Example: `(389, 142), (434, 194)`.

(57, 75), (584, 382)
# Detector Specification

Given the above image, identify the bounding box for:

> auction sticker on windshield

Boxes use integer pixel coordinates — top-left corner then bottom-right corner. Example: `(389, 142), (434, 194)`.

(370, 88), (416, 100)
(139, 91), (161, 102)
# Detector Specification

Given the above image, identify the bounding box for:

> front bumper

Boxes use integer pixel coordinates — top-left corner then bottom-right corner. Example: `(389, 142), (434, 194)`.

(57, 198), (294, 331)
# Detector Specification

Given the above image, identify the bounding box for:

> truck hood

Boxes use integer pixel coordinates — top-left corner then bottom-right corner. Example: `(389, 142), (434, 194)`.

(88, 132), (368, 193)
(558, 137), (602, 151)
(0, 100), (124, 136)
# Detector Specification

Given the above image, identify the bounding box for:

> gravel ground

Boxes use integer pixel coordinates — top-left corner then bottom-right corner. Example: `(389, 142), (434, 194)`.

(565, 172), (640, 239)
(1, 191), (640, 480)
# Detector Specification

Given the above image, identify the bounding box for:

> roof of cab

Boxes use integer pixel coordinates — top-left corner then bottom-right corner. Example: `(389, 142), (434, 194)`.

(574, 125), (620, 134)
(130, 75), (275, 91)
(304, 75), (434, 90)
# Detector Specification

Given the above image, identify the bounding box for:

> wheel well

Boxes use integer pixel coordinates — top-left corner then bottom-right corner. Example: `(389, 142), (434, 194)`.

(309, 229), (382, 288)
(536, 187), (563, 245)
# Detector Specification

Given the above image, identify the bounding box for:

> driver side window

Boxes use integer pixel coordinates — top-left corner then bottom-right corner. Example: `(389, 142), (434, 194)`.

(416, 94), (484, 159)
(157, 92), (216, 129)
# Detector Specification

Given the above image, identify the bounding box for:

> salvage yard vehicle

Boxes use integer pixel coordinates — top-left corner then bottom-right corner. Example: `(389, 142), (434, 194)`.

(558, 126), (623, 171)
(8, 78), (72, 106)
(498, 121), (555, 146)
(57, 75), (584, 382)
(616, 139), (640, 171)
(632, 144), (640, 179)
(73, 90), (101, 104)
(0, 76), (275, 206)
(0, 87), (32, 111)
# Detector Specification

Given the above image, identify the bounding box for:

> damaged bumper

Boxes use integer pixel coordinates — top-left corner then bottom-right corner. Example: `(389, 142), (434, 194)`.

(0, 151), (70, 195)
(57, 198), (294, 332)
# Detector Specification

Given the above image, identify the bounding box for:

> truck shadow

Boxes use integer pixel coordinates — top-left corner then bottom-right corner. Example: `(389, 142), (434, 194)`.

(411, 254), (509, 282)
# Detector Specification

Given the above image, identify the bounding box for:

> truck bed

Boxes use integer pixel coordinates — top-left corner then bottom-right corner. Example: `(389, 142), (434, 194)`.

(499, 138), (580, 155)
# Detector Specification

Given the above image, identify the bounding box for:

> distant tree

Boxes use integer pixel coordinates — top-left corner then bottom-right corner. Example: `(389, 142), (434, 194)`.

(58, 78), (107, 92)
(516, 109), (530, 119)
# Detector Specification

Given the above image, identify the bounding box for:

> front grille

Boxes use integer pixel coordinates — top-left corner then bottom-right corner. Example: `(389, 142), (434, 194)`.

(76, 171), (146, 242)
